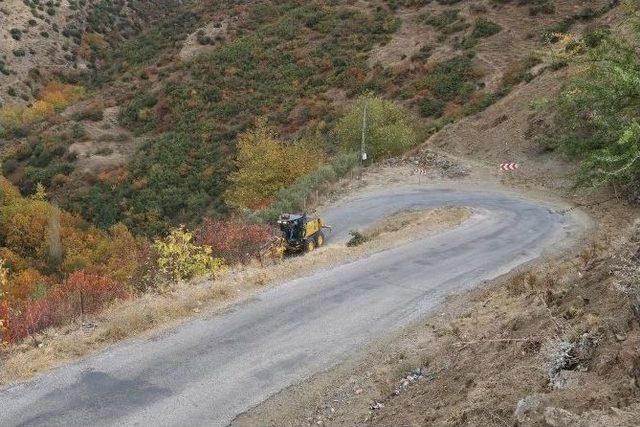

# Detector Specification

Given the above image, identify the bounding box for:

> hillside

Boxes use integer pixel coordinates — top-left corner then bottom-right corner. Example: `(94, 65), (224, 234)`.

(0, 0), (188, 106)
(0, 0), (616, 235)
(1, 0), (640, 424)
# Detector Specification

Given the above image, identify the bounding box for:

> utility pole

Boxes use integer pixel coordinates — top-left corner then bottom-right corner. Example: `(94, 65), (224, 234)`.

(360, 101), (368, 166)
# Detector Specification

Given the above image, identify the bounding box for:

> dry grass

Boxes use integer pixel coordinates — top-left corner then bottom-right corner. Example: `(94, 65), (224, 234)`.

(0, 206), (469, 386)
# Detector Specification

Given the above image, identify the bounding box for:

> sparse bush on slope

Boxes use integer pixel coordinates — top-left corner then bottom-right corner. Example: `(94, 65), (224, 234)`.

(471, 18), (502, 39)
(550, 7), (640, 198)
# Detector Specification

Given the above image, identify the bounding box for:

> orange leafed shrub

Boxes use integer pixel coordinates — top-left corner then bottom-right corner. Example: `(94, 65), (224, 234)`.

(62, 270), (129, 313)
(78, 32), (107, 60)
(0, 248), (28, 272)
(98, 168), (129, 186)
(0, 271), (128, 344)
(345, 67), (367, 82)
(0, 178), (21, 202)
(195, 218), (273, 263)
(39, 82), (85, 112)
(5, 269), (47, 303)
(101, 224), (143, 284)
(21, 100), (55, 124)
(443, 102), (465, 120)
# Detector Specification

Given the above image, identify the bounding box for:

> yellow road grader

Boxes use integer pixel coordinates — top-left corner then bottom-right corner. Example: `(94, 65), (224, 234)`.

(277, 213), (330, 252)
(260, 213), (330, 262)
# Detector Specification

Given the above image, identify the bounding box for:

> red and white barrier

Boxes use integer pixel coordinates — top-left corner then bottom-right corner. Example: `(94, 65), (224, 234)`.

(500, 162), (519, 171)
(414, 168), (428, 175)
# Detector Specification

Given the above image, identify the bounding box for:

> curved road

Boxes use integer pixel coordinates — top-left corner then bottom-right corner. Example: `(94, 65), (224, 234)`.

(0, 186), (586, 427)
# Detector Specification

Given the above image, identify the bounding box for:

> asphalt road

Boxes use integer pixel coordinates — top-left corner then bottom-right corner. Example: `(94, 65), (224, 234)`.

(0, 186), (586, 427)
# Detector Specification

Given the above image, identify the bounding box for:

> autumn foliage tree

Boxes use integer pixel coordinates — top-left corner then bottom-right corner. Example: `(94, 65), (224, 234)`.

(225, 119), (325, 210)
(152, 226), (225, 283)
(195, 218), (273, 263)
(0, 178), (143, 343)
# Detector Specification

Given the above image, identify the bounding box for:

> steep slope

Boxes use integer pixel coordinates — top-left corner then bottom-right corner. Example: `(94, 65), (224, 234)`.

(1, 0), (615, 237)
(0, 0), (185, 106)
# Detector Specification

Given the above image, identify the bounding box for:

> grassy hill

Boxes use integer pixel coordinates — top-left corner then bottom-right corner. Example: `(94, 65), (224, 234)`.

(2, 0), (614, 235)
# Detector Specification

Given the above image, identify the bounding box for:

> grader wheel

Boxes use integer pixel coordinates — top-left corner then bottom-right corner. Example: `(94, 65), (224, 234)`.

(305, 239), (316, 252)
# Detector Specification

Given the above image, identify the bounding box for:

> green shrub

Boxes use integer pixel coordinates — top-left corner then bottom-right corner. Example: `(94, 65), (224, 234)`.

(346, 230), (370, 247)
(421, 9), (460, 29)
(257, 153), (358, 222)
(118, 92), (157, 134)
(10, 28), (22, 41)
(583, 27), (610, 48)
(527, 0), (555, 16)
(2, 159), (19, 175)
(575, 7), (596, 20)
(471, 18), (502, 39)
(0, 59), (11, 76)
(411, 45), (433, 62)
(334, 95), (417, 161)
(542, 17), (575, 43)
(385, 0), (433, 9)
(550, 23), (640, 196)
(419, 98), (445, 118)
(421, 56), (477, 102)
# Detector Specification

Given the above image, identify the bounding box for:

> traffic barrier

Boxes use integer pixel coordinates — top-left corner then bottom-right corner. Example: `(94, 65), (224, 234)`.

(500, 162), (519, 171)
